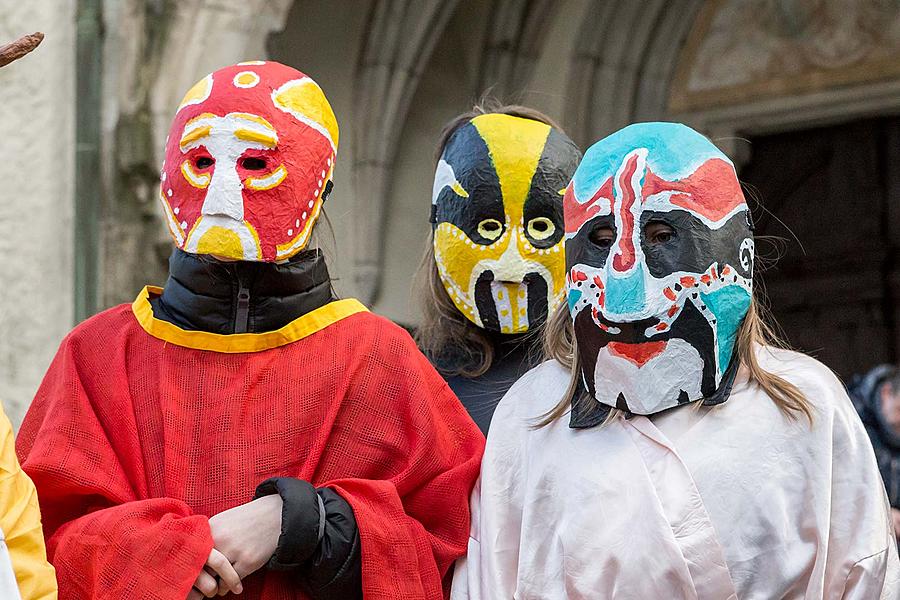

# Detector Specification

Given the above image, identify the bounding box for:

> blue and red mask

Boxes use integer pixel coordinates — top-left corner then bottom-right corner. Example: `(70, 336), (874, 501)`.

(564, 122), (753, 415)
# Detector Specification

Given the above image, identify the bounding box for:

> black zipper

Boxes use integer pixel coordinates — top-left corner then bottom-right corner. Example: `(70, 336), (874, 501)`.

(235, 279), (251, 334)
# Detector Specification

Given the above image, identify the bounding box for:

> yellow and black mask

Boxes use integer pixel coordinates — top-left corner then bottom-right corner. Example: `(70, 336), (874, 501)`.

(431, 114), (581, 333)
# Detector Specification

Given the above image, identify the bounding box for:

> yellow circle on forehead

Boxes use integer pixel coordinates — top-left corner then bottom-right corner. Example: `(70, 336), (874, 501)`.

(470, 113), (551, 220)
(234, 71), (260, 89)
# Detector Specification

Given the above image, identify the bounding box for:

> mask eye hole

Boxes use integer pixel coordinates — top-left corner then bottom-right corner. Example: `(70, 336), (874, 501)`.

(645, 221), (675, 245)
(241, 157), (267, 171)
(589, 225), (614, 249)
(477, 219), (504, 241)
(195, 156), (214, 169)
(527, 217), (556, 240)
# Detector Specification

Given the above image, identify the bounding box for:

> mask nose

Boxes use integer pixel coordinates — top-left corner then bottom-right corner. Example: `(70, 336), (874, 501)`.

(610, 150), (641, 274)
(491, 226), (528, 282)
(611, 234), (636, 273)
(201, 166), (244, 221)
(603, 267), (647, 317)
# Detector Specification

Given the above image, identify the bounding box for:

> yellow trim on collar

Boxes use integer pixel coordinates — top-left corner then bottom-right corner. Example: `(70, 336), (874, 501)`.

(132, 285), (368, 353)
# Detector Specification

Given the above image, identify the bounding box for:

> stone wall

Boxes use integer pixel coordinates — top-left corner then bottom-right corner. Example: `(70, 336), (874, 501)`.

(0, 3), (75, 425)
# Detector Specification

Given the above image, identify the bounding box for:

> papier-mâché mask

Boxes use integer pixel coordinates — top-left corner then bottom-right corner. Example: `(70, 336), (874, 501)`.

(432, 113), (581, 334)
(565, 122), (753, 415)
(160, 61), (338, 262)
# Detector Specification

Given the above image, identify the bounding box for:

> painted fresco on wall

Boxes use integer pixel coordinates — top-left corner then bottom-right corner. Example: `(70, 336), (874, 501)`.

(670, 0), (900, 112)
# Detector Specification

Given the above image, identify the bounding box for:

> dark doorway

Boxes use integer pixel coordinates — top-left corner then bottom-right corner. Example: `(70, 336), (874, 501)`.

(740, 117), (900, 381)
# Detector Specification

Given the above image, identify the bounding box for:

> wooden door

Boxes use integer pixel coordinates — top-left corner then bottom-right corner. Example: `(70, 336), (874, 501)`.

(739, 117), (900, 380)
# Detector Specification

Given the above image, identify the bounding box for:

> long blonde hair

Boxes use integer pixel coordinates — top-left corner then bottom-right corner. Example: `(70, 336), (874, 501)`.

(414, 101), (568, 377)
(537, 295), (814, 426)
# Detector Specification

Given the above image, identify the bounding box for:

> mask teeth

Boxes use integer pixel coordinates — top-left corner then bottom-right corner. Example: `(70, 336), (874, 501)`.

(591, 306), (621, 334)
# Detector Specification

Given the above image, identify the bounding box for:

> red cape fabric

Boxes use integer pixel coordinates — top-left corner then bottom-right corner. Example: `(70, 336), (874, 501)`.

(16, 303), (484, 599)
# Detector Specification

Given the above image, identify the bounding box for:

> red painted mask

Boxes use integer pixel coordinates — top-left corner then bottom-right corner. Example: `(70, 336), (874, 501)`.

(159, 61), (339, 262)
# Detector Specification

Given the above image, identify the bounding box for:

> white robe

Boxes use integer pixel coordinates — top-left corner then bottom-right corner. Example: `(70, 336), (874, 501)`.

(0, 535), (21, 600)
(452, 346), (900, 599)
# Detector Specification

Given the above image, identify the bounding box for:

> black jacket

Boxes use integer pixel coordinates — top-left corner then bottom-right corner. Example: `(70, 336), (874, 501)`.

(443, 333), (543, 435)
(151, 248), (362, 599)
(848, 364), (900, 509)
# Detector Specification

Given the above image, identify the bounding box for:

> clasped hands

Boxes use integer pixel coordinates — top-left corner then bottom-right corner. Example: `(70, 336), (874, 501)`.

(187, 494), (284, 599)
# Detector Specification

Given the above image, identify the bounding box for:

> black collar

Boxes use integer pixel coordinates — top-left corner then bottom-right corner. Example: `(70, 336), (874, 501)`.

(150, 248), (335, 334)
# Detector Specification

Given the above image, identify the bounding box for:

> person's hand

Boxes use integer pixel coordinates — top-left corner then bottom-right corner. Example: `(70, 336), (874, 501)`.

(891, 508), (900, 541)
(208, 494), (283, 580)
(185, 548), (242, 599)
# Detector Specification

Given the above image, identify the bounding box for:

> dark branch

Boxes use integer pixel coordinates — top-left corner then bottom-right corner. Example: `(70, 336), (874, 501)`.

(0, 32), (44, 68)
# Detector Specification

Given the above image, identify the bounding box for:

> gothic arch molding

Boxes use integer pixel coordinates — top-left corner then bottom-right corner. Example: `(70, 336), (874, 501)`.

(351, 0), (461, 304)
(668, 0), (900, 160)
(477, 0), (560, 98)
(564, 0), (704, 149)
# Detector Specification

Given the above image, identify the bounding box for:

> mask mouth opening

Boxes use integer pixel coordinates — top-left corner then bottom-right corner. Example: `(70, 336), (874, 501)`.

(472, 270), (551, 333)
(589, 314), (667, 343)
(582, 300), (721, 398)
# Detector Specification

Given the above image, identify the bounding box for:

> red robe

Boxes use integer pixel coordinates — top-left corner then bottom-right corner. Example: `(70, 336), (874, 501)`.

(16, 288), (484, 599)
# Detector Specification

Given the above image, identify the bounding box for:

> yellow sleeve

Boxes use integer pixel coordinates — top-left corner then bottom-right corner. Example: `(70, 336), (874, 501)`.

(0, 407), (56, 600)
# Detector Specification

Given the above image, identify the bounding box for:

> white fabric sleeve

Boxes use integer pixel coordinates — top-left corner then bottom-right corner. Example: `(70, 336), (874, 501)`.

(451, 379), (532, 599)
(839, 546), (900, 599)
(0, 538), (23, 600)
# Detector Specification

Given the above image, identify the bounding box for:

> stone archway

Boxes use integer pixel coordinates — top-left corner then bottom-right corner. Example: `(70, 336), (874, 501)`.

(477, 0), (559, 97)
(565, 0), (900, 157)
(667, 0), (900, 159)
(351, 1), (461, 304)
(564, 0), (705, 149)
